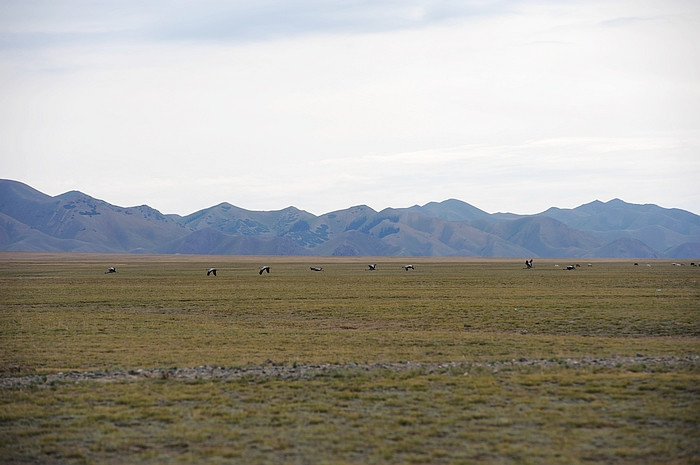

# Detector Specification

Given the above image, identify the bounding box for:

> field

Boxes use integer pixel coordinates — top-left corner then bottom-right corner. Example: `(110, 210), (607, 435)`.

(1, 252), (698, 464)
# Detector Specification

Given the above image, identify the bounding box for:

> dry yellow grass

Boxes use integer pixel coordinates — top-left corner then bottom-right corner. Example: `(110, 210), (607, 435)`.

(1, 253), (698, 464)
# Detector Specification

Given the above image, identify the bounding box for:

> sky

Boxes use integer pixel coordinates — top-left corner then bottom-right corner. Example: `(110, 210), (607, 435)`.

(1, 0), (699, 216)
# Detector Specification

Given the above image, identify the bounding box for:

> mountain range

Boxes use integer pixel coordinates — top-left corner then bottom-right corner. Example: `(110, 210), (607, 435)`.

(1, 179), (698, 258)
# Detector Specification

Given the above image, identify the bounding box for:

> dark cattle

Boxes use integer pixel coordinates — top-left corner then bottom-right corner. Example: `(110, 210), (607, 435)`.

(403, 265), (414, 271)
(259, 266), (270, 275)
(368, 264), (376, 270)
(566, 265), (575, 270)
(207, 268), (217, 276)
(310, 267), (323, 272)
(525, 259), (533, 269)
(105, 267), (116, 274)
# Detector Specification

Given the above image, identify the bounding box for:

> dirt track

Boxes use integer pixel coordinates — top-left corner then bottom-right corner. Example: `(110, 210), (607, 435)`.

(2, 355), (698, 389)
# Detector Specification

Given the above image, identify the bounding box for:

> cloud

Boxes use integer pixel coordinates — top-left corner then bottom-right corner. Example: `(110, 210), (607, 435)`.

(0, 0), (699, 217)
(0, 0), (509, 50)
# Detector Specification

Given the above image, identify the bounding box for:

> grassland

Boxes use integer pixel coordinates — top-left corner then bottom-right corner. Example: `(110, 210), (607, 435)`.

(1, 253), (698, 464)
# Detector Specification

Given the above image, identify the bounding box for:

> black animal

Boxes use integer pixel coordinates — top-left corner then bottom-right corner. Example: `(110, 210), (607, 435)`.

(403, 265), (414, 270)
(105, 267), (116, 274)
(525, 259), (533, 269)
(310, 267), (323, 272)
(566, 265), (575, 270)
(259, 266), (270, 275)
(368, 264), (376, 270)
(207, 268), (217, 276)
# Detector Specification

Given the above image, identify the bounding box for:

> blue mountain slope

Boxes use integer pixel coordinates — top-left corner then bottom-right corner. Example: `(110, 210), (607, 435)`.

(1, 180), (698, 257)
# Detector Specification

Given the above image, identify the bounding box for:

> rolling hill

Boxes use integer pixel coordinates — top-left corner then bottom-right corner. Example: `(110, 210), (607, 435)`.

(1, 179), (698, 257)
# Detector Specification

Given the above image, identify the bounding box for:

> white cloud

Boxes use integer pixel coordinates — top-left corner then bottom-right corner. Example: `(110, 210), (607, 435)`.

(1, 0), (699, 216)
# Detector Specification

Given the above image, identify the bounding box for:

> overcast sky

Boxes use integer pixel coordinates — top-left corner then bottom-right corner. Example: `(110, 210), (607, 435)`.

(1, 0), (698, 216)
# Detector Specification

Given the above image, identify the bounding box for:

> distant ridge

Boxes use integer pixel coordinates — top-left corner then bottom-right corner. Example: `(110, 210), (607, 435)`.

(1, 179), (698, 258)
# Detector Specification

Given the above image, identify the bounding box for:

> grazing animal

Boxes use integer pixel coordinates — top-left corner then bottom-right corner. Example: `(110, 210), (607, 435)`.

(588, 263), (592, 267)
(403, 265), (414, 271)
(310, 267), (323, 272)
(207, 268), (217, 276)
(525, 259), (533, 269)
(566, 265), (575, 270)
(634, 263), (639, 266)
(259, 266), (270, 275)
(368, 264), (376, 270)
(105, 267), (116, 274)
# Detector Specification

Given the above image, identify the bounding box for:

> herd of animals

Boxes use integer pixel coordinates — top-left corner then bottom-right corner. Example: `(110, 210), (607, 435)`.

(103, 260), (698, 276)
(106, 263), (413, 275)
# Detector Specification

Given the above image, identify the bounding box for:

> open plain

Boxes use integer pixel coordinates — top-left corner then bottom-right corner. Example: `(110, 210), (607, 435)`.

(1, 253), (698, 464)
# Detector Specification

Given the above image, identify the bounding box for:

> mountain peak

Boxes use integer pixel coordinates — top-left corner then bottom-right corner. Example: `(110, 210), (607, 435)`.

(0, 179), (698, 257)
(410, 198), (490, 222)
(606, 198), (628, 206)
(55, 190), (91, 201)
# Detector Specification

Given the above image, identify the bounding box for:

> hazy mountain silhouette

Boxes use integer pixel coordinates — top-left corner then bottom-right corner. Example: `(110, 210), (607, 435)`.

(1, 179), (698, 258)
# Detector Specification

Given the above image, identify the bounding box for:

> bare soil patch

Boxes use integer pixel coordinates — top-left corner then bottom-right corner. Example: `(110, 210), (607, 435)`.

(3, 355), (697, 389)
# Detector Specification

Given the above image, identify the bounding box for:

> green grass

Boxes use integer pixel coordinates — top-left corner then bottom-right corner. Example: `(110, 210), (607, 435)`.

(1, 253), (698, 464)
(1, 367), (698, 464)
